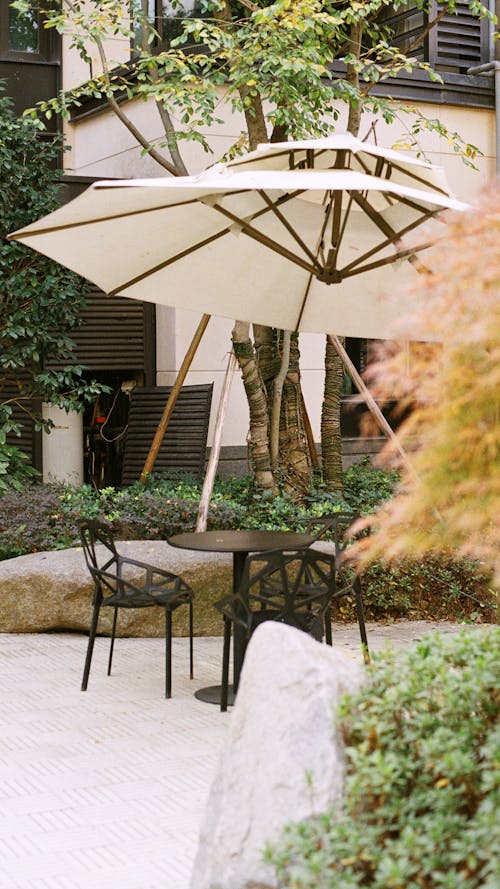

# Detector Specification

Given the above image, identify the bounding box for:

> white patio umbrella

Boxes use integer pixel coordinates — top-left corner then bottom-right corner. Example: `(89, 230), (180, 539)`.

(10, 134), (467, 341)
(9, 134), (468, 494)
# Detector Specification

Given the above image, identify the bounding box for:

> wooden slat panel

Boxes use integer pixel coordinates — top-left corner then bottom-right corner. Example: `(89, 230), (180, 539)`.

(380, 2), (489, 72)
(52, 290), (148, 371)
(121, 384), (213, 484)
(429, 1), (489, 71)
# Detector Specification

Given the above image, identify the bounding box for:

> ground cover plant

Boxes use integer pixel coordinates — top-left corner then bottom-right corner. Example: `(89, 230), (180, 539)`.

(267, 626), (500, 889)
(0, 462), (494, 623)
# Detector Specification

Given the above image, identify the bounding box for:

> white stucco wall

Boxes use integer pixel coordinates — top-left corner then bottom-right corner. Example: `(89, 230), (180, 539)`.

(60, 38), (497, 449)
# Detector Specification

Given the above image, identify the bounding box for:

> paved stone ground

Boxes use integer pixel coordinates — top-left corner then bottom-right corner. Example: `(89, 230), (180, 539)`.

(0, 622), (479, 889)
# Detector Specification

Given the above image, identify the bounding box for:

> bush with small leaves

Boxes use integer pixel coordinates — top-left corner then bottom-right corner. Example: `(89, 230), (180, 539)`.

(267, 626), (500, 889)
(0, 466), (495, 622)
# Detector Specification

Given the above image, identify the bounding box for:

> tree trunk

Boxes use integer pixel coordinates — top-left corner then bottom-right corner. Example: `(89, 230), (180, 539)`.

(321, 336), (344, 492)
(320, 21), (364, 492)
(231, 320), (276, 492)
(347, 23), (363, 137)
(270, 330), (291, 470)
(281, 333), (312, 498)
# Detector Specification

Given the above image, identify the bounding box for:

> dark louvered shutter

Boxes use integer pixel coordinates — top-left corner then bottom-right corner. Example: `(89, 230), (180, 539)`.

(376, 4), (426, 61)
(428, 0), (490, 71)
(72, 290), (145, 369)
(50, 289), (155, 377)
(121, 384), (213, 484)
(378, 2), (490, 72)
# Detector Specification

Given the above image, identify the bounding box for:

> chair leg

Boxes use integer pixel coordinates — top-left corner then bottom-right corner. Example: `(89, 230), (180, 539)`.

(324, 605), (332, 646)
(107, 607), (118, 676)
(81, 599), (101, 691)
(165, 610), (172, 699)
(353, 576), (370, 664)
(189, 599), (194, 680)
(220, 616), (232, 712)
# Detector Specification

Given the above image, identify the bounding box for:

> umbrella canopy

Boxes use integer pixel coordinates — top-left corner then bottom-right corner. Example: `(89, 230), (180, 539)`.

(10, 135), (467, 339)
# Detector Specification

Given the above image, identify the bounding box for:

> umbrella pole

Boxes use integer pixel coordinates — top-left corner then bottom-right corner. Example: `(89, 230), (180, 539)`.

(139, 314), (211, 483)
(327, 334), (417, 480)
(196, 349), (237, 532)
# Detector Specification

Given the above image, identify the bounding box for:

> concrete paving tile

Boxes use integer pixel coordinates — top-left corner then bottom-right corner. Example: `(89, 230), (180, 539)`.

(0, 622), (481, 889)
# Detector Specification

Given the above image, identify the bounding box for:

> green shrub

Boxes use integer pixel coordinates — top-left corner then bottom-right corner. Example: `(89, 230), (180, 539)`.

(268, 627), (500, 889)
(0, 442), (39, 495)
(358, 556), (495, 623)
(0, 466), (495, 623)
(342, 458), (400, 512)
(0, 484), (79, 559)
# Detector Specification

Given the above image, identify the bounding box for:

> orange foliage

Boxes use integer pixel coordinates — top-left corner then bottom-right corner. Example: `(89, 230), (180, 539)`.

(354, 182), (500, 586)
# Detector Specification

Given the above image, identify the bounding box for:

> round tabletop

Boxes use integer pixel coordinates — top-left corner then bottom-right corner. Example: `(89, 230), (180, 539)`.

(168, 529), (313, 553)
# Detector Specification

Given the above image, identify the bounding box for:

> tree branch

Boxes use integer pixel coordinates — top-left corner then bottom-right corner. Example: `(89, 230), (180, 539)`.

(63, 0), (185, 176)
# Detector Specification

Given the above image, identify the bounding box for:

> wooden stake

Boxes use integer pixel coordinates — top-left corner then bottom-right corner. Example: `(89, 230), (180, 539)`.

(140, 314), (211, 483)
(301, 393), (320, 469)
(196, 350), (237, 531)
(328, 334), (417, 480)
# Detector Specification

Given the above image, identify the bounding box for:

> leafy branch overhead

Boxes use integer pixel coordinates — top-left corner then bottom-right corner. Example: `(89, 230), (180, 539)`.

(18, 0), (492, 167)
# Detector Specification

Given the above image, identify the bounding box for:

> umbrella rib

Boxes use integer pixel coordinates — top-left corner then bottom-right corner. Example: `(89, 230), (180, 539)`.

(295, 270), (315, 330)
(340, 239), (435, 279)
(208, 201), (318, 277)
(342, 193), (439, 274)
(349, 189), (404, 242)
(258, 191), (323, 271)
(10, 197), (202, 238)
(353, 153), (449, 196)
(388, 160), (449, 196)
(107, 227), (231, 296)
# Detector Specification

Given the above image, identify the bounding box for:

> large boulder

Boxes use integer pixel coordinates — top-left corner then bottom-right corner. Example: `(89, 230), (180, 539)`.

(0, 542), (232, 635)
(190, 622), (366, 889)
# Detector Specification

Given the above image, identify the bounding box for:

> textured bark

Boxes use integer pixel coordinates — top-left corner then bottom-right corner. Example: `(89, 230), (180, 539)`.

(254, 328), (312, 497)
(321, 337), (344, 493)
(232, 321), (276, 492)
(218, 0), (268, 151)
(347, 23), (363, 138)
(270, 330), (291, 470)
(254, 325), (281, 406)
(239, 87), (268, 150)
(281, 333), (312, 498)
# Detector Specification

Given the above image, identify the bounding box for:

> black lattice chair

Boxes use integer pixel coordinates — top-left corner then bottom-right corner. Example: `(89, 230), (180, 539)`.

(305, 512), (370, 660)
(215, 546), (354, 711)
(79, 519), (194, 698)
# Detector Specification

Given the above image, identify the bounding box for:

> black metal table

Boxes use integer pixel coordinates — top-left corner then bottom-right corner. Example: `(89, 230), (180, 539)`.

(168, 529), (313, 705)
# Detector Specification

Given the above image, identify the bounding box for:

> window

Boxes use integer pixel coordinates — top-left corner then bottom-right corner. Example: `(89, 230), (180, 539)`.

(135, 0), (205, 47)
(133, 0), (202, 50)
(0, 0), (50, 60)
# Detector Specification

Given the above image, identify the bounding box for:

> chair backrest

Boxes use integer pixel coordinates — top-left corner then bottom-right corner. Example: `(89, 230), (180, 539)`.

(79, 519), (119, 576)
(304, 512), (360, 564)
(240, 547), (336, 640)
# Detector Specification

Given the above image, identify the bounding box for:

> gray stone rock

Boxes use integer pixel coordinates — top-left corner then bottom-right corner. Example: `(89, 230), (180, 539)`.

(190, 622), (366, 889)
(0, 542), (232, 635)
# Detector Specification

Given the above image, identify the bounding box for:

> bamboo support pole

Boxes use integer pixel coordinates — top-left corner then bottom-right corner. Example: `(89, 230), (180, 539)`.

(140, 314), (211, 483)
(328, 334), (418, 480)
(301, 393), (320, 469)
(196, 350), (237, 531)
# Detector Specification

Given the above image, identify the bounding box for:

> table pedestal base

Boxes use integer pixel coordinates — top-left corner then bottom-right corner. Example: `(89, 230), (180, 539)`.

(194, 684), (235, 707)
